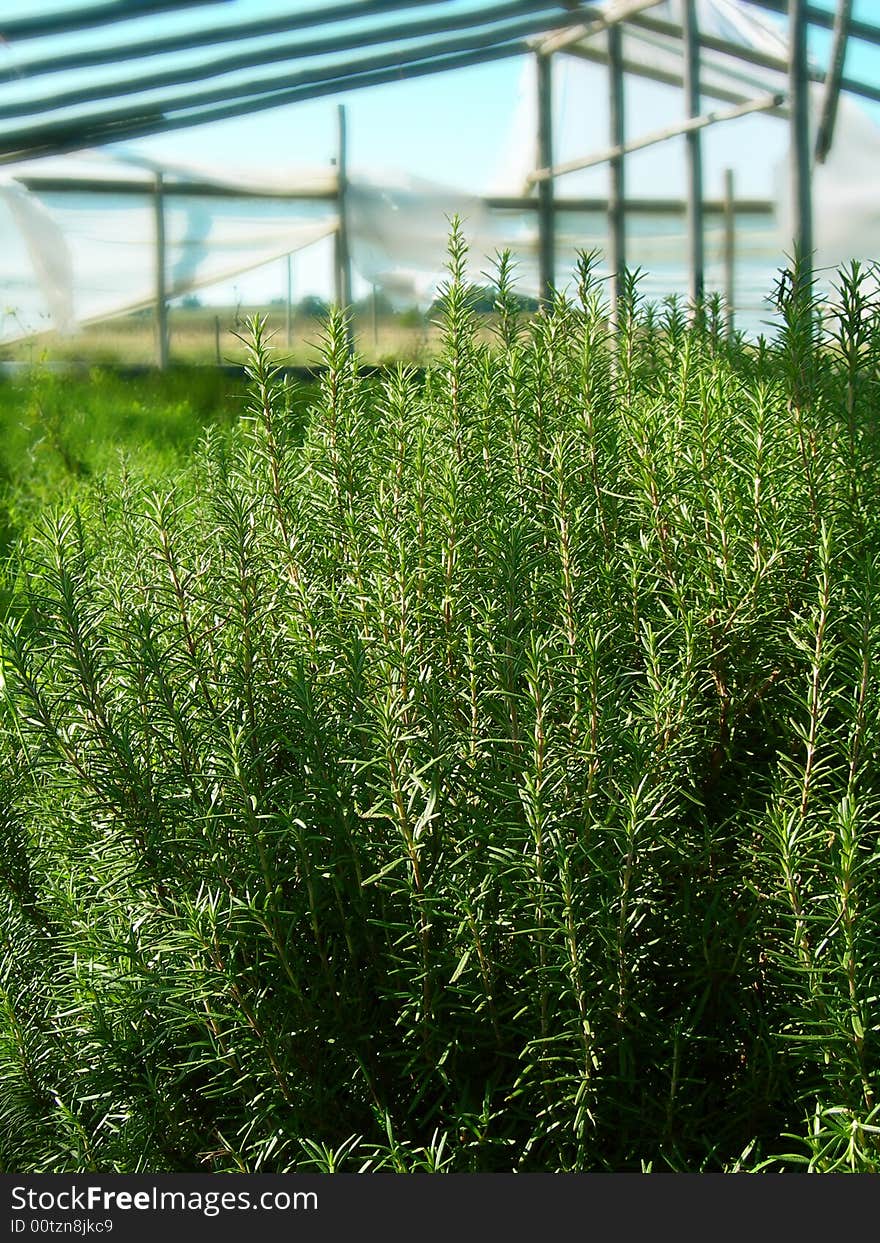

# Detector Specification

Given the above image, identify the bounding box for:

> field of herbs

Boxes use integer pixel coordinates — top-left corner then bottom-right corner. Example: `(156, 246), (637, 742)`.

(1, 230), (878, 1173)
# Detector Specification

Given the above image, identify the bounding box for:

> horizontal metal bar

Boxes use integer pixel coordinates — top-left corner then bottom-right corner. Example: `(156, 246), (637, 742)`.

(0, 2), (596, 124)
(528, 92), (785, 183)
(0, 14), (594, 153)
(536, 3), (880, 109)
(629, 8), (880, 107)
(12, 177), (775, 217)
(0, 0), (232, 42)
(16, 175), (338, 201)
(748, 0), (880, 49)
(0, 41), (532, 163)
(0, 0), (449, 85)
(562, 40), (789, 113)
(485, 194), (775, 214)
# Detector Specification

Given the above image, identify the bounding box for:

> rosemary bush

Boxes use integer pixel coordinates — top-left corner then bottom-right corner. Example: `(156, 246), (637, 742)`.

(1, 233), (879, 1173)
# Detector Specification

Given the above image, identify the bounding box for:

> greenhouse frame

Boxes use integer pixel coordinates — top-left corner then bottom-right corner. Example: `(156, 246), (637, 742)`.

(1, 0), (878, 360)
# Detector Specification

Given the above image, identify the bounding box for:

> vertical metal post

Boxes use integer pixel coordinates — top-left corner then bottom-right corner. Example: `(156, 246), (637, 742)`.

(723, 167), (735, 340)
(815, 0), (852, 163)
(789, 0), (814, 279)
(286, 253), (293, 348)
(536, 50), (555, 303)
(335, 103), (354, 350)
(607, 24), (625, 331)
(153, 171), (169, 369)
(683, 0), (704, 314)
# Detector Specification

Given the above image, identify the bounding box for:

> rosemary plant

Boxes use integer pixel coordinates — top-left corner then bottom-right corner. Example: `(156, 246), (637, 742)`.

(1, 230), (878, 1173)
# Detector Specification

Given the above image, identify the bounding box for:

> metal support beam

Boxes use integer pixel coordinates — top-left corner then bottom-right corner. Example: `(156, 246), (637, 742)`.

(486, 193), (774, 214)
(536, 51), (555, 302)
(0, 2), (456, 85)
(335, 105), (354, 345)
(286, 253), (293, 348)
(750, 1), (880, 51)
(153, 171), (168, 370)
(815, 0), (853, 162)
(608, 24), (625, 330)
(723, 168), (735, 340)
(562, 42), (789, 113)
(684, 0), (704, 312)
(0, 2), (602, 125)
(1, 0), (230, 43)
(0, 32), (537, 163)
(543, 6), (880, 109)
(789, 0), (814, 278)
(528, 92), (783, 182)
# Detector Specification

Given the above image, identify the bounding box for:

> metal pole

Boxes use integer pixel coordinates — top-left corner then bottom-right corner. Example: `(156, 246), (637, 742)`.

(683, 0), (704, 314)
(815, 0), (852, 162)
(536, 50), (555, 303)
(153, 171), (168, 369)
(286, 252), (293, 347)
(335, 102), (354, 348)
(723, 167), (735, 340)
(789, 0), (813, 279)
(607, 24), (625, 330)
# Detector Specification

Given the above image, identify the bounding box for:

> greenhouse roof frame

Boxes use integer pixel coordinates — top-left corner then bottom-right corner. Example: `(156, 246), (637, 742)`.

(1, 0), (877, 364)
(0, 0), (876, 164)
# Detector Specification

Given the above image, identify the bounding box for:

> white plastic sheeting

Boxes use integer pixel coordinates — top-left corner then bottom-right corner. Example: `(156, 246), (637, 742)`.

(0, 177), (74, 338)
(0, 152), (338, 341)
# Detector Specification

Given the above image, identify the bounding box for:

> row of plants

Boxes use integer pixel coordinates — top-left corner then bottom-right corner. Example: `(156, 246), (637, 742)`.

(0, 231), (878, 1171)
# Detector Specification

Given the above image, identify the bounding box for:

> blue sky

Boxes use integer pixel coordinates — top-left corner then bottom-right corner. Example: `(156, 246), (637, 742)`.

(2, 0), (879, 303)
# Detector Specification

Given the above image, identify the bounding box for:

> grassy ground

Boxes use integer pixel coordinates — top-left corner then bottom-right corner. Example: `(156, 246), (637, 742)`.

(0, 365), (256, 561)
(1, 307), (442, 368)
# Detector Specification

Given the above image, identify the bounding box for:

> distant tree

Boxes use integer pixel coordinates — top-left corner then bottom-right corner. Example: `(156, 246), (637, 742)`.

(429, 285), (539, 317)
(298, 295), (330, 318)
(354, 288), (394, 317)
(178, 293), (202, 309)
(397, 307), (425, 329)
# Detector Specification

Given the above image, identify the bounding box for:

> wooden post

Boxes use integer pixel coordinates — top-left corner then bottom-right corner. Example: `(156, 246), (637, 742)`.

(789, 0), (813, 280)
(723, 167), (735, 340)
(286, 252), (293, 348)
(683, 0), (704, 314)
(153, 171), (168, 369)
(536, 50), (555, 303)
(607, 24), (625, 330)
(335, 103), (354, 350)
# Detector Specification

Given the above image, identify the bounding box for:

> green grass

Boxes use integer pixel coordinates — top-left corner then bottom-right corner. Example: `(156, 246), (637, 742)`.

(0, 365), (259, 555)
(1, 233), (879, 1173)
